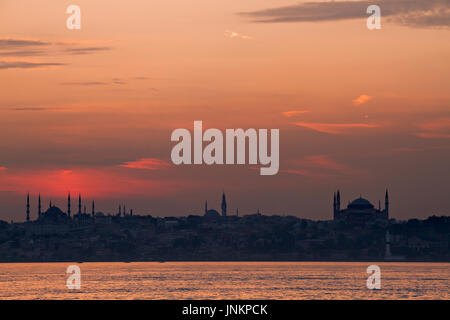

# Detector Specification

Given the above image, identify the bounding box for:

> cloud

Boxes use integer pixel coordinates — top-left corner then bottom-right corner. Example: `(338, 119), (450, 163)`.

(352, 94), (372, 106)
(415, 132), (450, 139)
(0, 50), (45, 57)
(282, 110), (309, 117)
(0, 39), (50, 48)
(0, 38), (113, 59)
(11, 107), (55, 111)
(415, 117), (450, 139)
(112, 78), (127, 85)
(0, 167), (184, 198)
(224, 30), (253, 39)
(61, 78), (127, 86)
(282, 155), (363, 178)
(239, 0), (450, 28)
(0, 61), (65, 70)
(0, 166), (6, 171)
(294, 121), (379, 134)
(280, 168), (331, 179)
(60, 81), (109, 86)
(303, 155), (351, 172)
(119, 158), (172, 170)
(64, 46), (112, 55)
(418, 117), (450, 131)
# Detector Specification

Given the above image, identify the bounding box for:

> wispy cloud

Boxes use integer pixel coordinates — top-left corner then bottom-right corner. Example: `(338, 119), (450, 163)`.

(295, 121), (379, 134)
(352, 94), (372, 106)
(60, 81), (108, 86)
(282, 110), (309, 117)
(415, 132), (450, 139)
(0, 50), (45, 57)
(224, 30), (253, 39)
(303, 155), (351, 172)
(281, 168), (331, 178)
(112, 78), (127, 85)
(63, 46), (112, 55)
(415, 117), (450, 139)
(0, 39), (50, 48)
(0, 61), (65, 70)
(282, 155), (364, 178)
(119, 158), (172, 170)
(239, 0), (450, 28)
(0, 38), (113, 59)
(11, 107), (56, 112)
(61, 78), (127, 86)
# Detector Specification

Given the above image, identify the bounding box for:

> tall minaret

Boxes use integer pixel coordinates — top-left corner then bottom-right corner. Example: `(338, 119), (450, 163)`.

(337, 190), (341, 211)
(67, 192), (71, 218)
(385, 189), (389, 218)
(78, 194), (82, 215)
(221, 192), (227, 217)
(118, 205), (122, 217)
(333, 192), (337, 219)
(92, 201), (95, 217)
(38, 193), (41, 218)
(123, 205), (126, 217)
(204, 201), (208, 214)
(26, 193), (30, 222)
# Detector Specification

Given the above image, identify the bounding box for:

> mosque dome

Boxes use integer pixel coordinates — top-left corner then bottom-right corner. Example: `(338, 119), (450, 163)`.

(204, 209), (220, 218)
(348, 197), (374, 210)
(40, 206), (69, 222)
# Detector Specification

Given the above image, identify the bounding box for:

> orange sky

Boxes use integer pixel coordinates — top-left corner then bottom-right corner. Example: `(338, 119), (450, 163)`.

(0, 0), (449, 221)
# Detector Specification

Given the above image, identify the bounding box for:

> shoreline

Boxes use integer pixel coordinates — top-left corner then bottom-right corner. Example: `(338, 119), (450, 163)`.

(0, 259), (448, 264)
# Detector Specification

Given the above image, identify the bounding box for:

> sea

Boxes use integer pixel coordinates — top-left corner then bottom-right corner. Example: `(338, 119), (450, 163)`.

(0, 262), (448, 299)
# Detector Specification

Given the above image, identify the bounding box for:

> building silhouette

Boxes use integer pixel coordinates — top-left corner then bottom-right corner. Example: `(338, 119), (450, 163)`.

(333, 189), (389, 222)
(221, 192), (227, 217)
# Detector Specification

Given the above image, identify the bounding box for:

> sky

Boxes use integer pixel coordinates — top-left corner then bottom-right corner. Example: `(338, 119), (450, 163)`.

(0, 0), (449, 222)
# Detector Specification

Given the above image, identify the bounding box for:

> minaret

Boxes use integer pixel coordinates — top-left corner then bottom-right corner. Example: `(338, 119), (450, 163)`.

(204, 201), (208, 214)
(38, 194), (41, 218)
(78, 194), (82, 215)
(385, 189), (389, 218)
(130, 209), (133, 216)
(92, 201), (95, 217)
(236, 208), (239, 216)
(337, 190), (341, 211)
(67, 192), (71, 218)
(123, 205), (126, 217)
(333, 192), (337, 219)
(118, 205), (122, 217)
(26, 193), (30, 222)
(221, 192), (227, 217)
(83, 205), (86, 215)
(49, 200), (52, 208)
